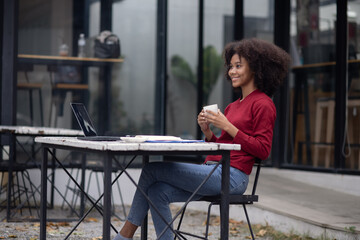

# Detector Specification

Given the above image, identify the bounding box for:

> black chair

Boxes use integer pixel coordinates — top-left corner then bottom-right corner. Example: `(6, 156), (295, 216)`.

(175, 158), (262, 240)
(17, 63), (44, 126)
(47, 65), (88, 127)
(0, 147), (40, 221)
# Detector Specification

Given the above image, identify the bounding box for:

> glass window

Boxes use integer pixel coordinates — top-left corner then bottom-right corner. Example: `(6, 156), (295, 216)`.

(289, 0), (337, 168)
(346, 0), (360, 171)
(17, 0), (99, 131)
(203, 0), (234, 137)
(111, 0), (157, 135)
(17, 0), (132, 136)
(244, 0), (274, 42)
(167, 0), (199, 139)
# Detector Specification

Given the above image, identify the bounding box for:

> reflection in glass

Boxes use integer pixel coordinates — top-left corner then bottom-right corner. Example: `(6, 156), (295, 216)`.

(288, 0), (360, 170)
(111, 0), (157, 135)
(289, 0), (337, 168)
(167, 0), (199, 139)
(346, 0), (360, 170)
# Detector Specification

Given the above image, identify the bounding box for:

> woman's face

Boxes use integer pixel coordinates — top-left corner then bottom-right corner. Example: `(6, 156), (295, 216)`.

(228, 54), (254, 89)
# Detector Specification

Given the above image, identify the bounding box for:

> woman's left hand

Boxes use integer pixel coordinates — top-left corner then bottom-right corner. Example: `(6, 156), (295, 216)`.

(204, 110), (228, 129)
(204, 110), (239, 138)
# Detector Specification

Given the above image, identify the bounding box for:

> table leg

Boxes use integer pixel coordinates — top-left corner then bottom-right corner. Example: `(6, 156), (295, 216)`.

(40, 147), (48, 239)
(141, 155), (149, 240)
(80, 154), (86, 216)
(6, 134), (15, 221)
(50, 152), (56, 209)
(220, 151), (230, 240)
(103, 152), (112, 240)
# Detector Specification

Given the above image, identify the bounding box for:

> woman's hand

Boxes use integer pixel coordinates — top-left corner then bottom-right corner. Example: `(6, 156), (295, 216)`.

(203, 109), (239, 138)
(197, 110), (214, 141)
(197, 109), (210, 132)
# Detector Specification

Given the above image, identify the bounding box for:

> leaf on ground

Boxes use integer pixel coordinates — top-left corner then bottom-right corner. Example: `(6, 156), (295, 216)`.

(85, 217), (99, 222)
(211, 216), (221, 226)
(230, 230), (240, 234)
(256, 229), (267, 237)
(46, 222), (70, 228)
(7, 235), (17, 238)
(15, 226), (28, 231)
(91, 237), (103, 240)
(229, 219), (244, 225)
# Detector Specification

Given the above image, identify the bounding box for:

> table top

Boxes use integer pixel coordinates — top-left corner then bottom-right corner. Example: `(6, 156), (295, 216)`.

(18, 54), (124, 63)
(35, 136), (241, 152)
(0, 125), (83, 136)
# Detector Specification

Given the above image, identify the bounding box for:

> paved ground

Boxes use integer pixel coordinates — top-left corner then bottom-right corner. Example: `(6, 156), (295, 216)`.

(1, 167), (360, 239)
(1, 204), (267, 240)
(254, 168), (360, 239)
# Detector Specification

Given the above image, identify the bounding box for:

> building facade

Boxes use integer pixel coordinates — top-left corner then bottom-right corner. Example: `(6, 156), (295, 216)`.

(1, 0), (359, 174)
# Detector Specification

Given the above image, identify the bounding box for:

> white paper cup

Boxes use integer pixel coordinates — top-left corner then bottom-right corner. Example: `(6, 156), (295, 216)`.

(203, 104), (218, 114)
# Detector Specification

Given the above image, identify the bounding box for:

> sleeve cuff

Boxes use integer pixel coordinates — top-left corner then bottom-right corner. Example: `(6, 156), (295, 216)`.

(205, 133), (217, 142)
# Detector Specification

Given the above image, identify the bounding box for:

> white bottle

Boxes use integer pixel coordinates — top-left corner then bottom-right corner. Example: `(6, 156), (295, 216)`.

(78, 33), (86, 58)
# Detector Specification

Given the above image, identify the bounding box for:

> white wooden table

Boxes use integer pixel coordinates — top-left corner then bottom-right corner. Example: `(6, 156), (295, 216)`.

(0, 125), (82, 136)
(35, 136), (241, 240)
(0, 126), (83, 221)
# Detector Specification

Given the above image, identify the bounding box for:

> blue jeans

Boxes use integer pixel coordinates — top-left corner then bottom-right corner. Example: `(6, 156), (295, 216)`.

(126, 162), (249, 239)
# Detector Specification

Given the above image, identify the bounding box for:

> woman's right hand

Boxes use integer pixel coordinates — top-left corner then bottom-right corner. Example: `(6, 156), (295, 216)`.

(197, 110), (210, 132)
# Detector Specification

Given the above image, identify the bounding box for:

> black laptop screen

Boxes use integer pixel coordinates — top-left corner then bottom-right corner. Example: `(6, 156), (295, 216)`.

(70, 103), (97, 137)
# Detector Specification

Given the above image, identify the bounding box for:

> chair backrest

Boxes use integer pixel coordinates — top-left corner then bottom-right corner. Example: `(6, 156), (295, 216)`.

(250, 158), (262, 196)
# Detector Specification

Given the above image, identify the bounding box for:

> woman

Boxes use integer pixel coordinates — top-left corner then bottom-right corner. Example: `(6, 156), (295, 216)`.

(114, 38), (290, 240)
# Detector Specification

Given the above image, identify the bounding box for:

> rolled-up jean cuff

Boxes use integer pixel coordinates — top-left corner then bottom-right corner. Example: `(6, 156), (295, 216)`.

(126, 217), (142, 227)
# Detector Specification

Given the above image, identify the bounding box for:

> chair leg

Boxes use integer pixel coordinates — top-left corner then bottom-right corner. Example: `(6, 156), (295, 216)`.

(15, 172), (23, 216)
(204, 202), (214, 239)
(95, 172), (102, 204)
(243, 204), (255, 239)
(23, 170), (40, 218)
(38, 88), (44, 126)
(61, 168), (73, 209)
(20, 171), (32, 215)
(116, 177), (127, 219)
(174, 205), (188, 240)
(110, 172), (127, 221)
(29, 90), (34, 126)
(69, 169), (81, 211)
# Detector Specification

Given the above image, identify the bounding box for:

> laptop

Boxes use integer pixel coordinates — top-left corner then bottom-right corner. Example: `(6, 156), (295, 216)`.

(70, 103), (121, 141)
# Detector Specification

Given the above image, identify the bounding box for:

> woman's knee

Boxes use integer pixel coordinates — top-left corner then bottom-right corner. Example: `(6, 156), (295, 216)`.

(148, 182), (171, 203)
(142, 162), (163, 175)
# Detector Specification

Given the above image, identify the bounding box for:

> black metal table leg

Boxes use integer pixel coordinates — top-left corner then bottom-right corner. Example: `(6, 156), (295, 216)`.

(103, 152), (112, 239)
(141, 155), (149, 240)
(6, 134), (15, 222)
(40, 147), (48, 239)
(220, 151), (230, 240)
(80, 154), (86, 216)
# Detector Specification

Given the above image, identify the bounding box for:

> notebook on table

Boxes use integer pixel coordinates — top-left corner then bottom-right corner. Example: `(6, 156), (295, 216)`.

(70, 102), (121, 141)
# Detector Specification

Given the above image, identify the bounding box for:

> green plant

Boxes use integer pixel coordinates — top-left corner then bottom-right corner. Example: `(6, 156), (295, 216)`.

(203, 45), (223, 104)
(345, 225), (357, 233)
(170, 45), (223, 105)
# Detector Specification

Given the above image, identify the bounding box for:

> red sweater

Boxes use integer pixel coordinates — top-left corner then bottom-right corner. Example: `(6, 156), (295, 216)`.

(204, 89), (276, 175)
